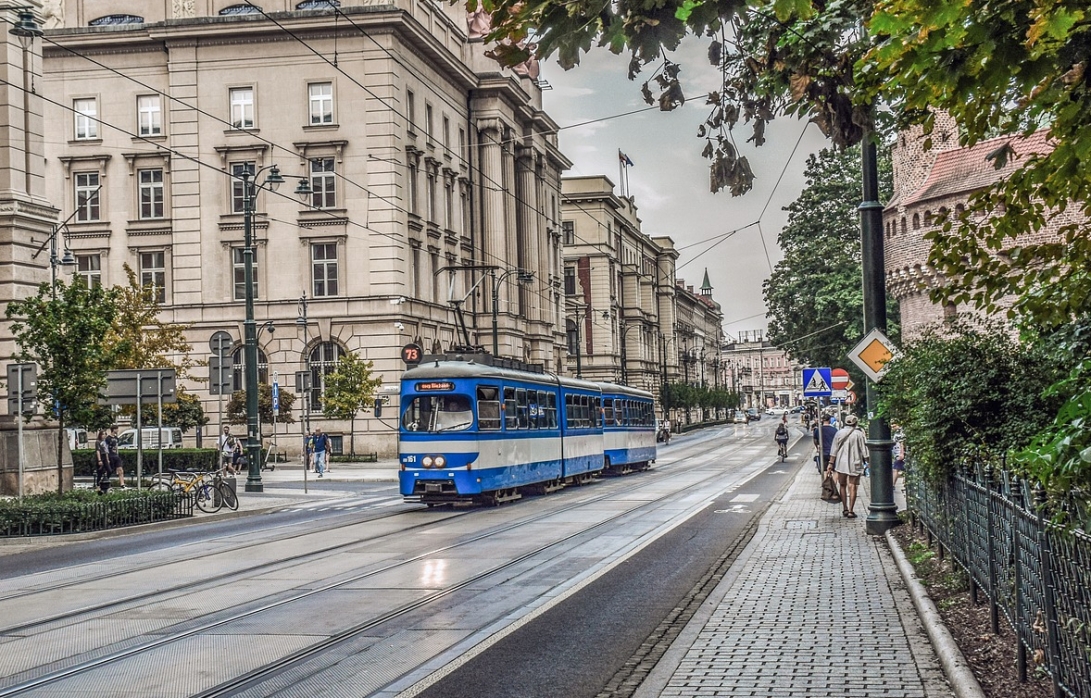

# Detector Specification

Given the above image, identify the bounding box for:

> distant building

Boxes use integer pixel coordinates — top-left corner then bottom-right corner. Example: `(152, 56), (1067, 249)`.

(722, 331), (802, 409)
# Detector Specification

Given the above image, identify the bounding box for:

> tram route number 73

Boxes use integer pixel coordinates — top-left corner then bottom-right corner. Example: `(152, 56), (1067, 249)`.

(401, 343), (423, 366)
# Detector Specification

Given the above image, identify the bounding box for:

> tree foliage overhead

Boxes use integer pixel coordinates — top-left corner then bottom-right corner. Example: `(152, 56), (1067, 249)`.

(865, 0), (1091, 330)
(476, 0), (880, 194)
(764, 145), (896, 369)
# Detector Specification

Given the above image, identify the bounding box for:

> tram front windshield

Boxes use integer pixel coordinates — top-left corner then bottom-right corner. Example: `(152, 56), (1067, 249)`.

(402, 394), (474, 432)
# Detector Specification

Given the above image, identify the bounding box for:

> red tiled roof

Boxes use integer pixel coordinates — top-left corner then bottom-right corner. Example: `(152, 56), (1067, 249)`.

(900, 130), (1053, 207)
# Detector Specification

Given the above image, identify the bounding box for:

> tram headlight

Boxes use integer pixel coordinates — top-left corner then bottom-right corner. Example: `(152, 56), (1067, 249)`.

(422, 456), (434, 468)
(434, 455), (447, 468)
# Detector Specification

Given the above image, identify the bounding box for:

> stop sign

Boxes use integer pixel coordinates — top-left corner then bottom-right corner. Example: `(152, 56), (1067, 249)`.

(831, 368), (850, 391)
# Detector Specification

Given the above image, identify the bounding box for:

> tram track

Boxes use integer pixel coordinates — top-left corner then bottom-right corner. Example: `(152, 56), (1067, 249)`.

(0, 424), (768, 697)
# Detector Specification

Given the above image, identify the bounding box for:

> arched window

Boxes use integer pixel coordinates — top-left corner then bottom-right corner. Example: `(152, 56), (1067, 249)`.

(912, 213), (920, 229)
(220, 4), (263, 14)
(955, 203), (965, 216)
(309, 341), (345, 409)
(89, 14), (144, 25)
(900, 217), (907, 234)
(297, 0), (340, 7)
(924, 210), (933, 225)
(232, 347), (269, 392)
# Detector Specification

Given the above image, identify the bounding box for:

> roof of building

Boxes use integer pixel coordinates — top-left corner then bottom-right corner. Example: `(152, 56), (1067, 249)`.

(893, 130), (1053, 210)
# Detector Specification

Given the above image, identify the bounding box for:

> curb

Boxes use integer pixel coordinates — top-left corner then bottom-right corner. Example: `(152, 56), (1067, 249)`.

(885, 529), (987, 698)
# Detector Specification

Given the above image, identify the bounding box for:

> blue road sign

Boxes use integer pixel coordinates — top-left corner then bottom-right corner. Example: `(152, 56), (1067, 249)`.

(271, 381), (280, 415)
(802, 367), (833, 397)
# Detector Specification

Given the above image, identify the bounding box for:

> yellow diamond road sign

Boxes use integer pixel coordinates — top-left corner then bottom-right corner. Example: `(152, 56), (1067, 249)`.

(849, 328), (899, 383)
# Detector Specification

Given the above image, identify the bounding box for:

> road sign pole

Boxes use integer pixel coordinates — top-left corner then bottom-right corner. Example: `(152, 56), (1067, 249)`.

(17, 369), (24, 501)
(136, 373), (143, 491)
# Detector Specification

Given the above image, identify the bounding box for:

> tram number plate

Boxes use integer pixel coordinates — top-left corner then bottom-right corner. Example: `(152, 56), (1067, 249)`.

(425, 483), (444, 493)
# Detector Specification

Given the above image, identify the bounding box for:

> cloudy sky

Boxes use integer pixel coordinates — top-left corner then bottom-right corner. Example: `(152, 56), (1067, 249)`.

(540, 38), (831, 339)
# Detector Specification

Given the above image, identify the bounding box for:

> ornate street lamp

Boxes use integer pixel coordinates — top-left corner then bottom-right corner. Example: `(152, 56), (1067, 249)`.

(238, 164), (311, 492)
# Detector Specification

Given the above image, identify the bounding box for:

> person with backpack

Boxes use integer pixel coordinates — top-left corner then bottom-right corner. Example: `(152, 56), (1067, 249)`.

(774, 419), (789, 460)
(313, 427), (331, 477)
(220, 426), (239, 475)
(94, 430), (111, 494)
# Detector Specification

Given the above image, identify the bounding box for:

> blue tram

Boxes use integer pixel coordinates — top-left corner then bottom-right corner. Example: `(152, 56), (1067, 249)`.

(398, 354), (656, 505)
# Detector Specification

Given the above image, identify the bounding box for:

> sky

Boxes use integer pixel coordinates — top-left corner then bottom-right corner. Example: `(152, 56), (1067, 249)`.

(540, 37), (831, 340)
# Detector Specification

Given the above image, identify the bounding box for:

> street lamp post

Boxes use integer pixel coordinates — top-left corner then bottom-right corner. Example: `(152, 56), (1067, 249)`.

(568, 304), (585, 378)
(238, 165), (310, 493)
(9, 9), (41, 197)
(490, 268), (533, 356)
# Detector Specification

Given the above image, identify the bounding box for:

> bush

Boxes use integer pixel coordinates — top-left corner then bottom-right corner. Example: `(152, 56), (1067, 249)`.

(72, 448), (220, 477)
(0, 488), (185, 537)
(879, 318), (1062, 484)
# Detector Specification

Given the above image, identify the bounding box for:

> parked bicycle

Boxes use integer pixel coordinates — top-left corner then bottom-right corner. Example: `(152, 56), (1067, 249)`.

(150, 469), (238, 513)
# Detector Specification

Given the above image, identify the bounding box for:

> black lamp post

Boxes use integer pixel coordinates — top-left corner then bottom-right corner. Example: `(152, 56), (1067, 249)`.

(238, 165), (311, 493)
(860, 137), (900, 535)
(10, 8), (41, 197)
(568, 304), (584, 378)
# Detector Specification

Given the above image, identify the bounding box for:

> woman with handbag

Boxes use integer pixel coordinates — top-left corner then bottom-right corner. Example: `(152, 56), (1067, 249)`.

(826, 413), (868, 518)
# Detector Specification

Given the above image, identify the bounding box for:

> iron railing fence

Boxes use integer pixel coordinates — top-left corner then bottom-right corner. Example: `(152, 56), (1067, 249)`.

(906, 463), (1091, 698)
(0, 491), (193, 537)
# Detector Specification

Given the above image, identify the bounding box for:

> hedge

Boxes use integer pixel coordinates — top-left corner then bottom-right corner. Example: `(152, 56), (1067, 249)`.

(0, 488), (192, 537)
(71, 448), (221, 477)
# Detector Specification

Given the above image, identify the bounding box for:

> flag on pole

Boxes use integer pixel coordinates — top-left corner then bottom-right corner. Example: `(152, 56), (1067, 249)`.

(618, 150), (634, 167)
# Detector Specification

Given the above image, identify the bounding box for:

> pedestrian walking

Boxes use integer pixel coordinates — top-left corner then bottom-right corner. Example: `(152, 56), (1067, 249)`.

(812, 414), (837, 475)
(220, 426), (239, 475)
(827, 413), (868, 518)
(107, 425), (124, 488)
(313, 427), (330, 477)
(305, 430), (315, 471)
(94, 430), (111, 494)
(892, 423), (907, 489)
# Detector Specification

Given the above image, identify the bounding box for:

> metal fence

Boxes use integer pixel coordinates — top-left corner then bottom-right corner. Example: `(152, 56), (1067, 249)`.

(0, 491), (194, 537)
(906, 463), (1091, 698)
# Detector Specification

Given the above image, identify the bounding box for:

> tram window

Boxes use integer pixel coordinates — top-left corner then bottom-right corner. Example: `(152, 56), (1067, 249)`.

(564, 394), (573, 425)
(504, 387), (517, 429)
(603, 400), (614, 425)
(528, 390), (539, 429)
(478, 386), (500, 430)
(401, 395), (473, 432)
(545, 392), (558, 428)
(580, 395), (590, 428)
(592, 397), (601, 427)
(516, 388), (529, 429)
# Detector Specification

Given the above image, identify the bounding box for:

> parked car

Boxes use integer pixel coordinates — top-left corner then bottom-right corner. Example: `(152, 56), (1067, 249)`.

(733, 410), (749, 424)
(746, 408), (761, 421)
(65, 427), (88, 451)
(117, 427), (184, 450)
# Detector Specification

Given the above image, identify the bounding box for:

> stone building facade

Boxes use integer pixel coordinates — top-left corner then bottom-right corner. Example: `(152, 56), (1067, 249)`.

(39, 0), (570, 455)
(884, 113), (1069, 339)
(560, 175), (724, 418)
(721, 330), (801, 410)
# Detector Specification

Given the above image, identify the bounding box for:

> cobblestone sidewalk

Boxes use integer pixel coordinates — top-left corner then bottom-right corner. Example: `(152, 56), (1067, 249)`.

(636, 464), (951, 698)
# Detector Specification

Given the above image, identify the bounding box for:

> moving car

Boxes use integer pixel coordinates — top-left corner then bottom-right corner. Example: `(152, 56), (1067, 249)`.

(733, 410), (749, 424)
(746, 408), (761, 421)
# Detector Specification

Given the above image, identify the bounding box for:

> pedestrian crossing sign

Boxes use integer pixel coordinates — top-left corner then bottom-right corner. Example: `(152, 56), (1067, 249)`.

(802, 367), (832, 397)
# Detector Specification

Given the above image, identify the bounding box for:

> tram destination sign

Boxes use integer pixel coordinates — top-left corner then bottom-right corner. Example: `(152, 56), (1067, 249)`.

(416, 381), (455, 392)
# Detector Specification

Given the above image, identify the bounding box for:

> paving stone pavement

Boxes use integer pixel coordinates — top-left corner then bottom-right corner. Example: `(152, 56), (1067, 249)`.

(637, 462), (952, 698)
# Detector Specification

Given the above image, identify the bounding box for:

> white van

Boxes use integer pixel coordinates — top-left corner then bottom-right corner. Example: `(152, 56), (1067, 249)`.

(65, 427), (89, 451)
(117, 427), (184, 450)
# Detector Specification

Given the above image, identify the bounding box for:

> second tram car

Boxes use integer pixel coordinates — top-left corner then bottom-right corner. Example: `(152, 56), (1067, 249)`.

(399, 354), (655, 505)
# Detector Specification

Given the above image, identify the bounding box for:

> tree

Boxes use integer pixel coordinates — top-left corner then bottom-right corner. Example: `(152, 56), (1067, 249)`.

(476, 0), (881, 194)
(107, 265), (196, 378)
(865, 0), (1091, 330)
(763, 145), (898, 369)
(6, 279), (119, 492)
(226, 383), (295, 429)
(153, 387), (209, 434)
(321, 353), (382, 455)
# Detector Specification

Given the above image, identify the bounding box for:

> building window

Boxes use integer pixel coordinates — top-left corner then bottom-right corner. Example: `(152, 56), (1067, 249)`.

(74, 98), (98, 140)
(233, 247), (257, 300)
(308, 82), (333, 125)
(138, 168), (165, 219)
(912, 213), (920, 229)
(442, 116), (450, 151)
(140, 251), (166, 304)
(425, 104), (434, 142)
(309, 341), (344, 409)
(408, 160), (419, 214)
(310, 157), (336, 208)
(220, 4), (262, 15)
(231, 347), (269, 392)
(231, 161), (254, 213)
(76, 254), (101, 287)
(137, 95), (161, 136)
(426, 171), (436, 221)
(312, 243), (338, 297)
(562, 221), (575, 245)
(406, 89), (416, 135)
(566, 319), (579, 355)
(75, 172), (101, 221)
(564, 266), (576, 296)
(444, 179), (454, 229)
(229, 87), (254, 129)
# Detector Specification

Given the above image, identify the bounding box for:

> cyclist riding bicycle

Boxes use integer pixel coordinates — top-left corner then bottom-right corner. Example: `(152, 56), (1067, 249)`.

(774, 420), (789, 459)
